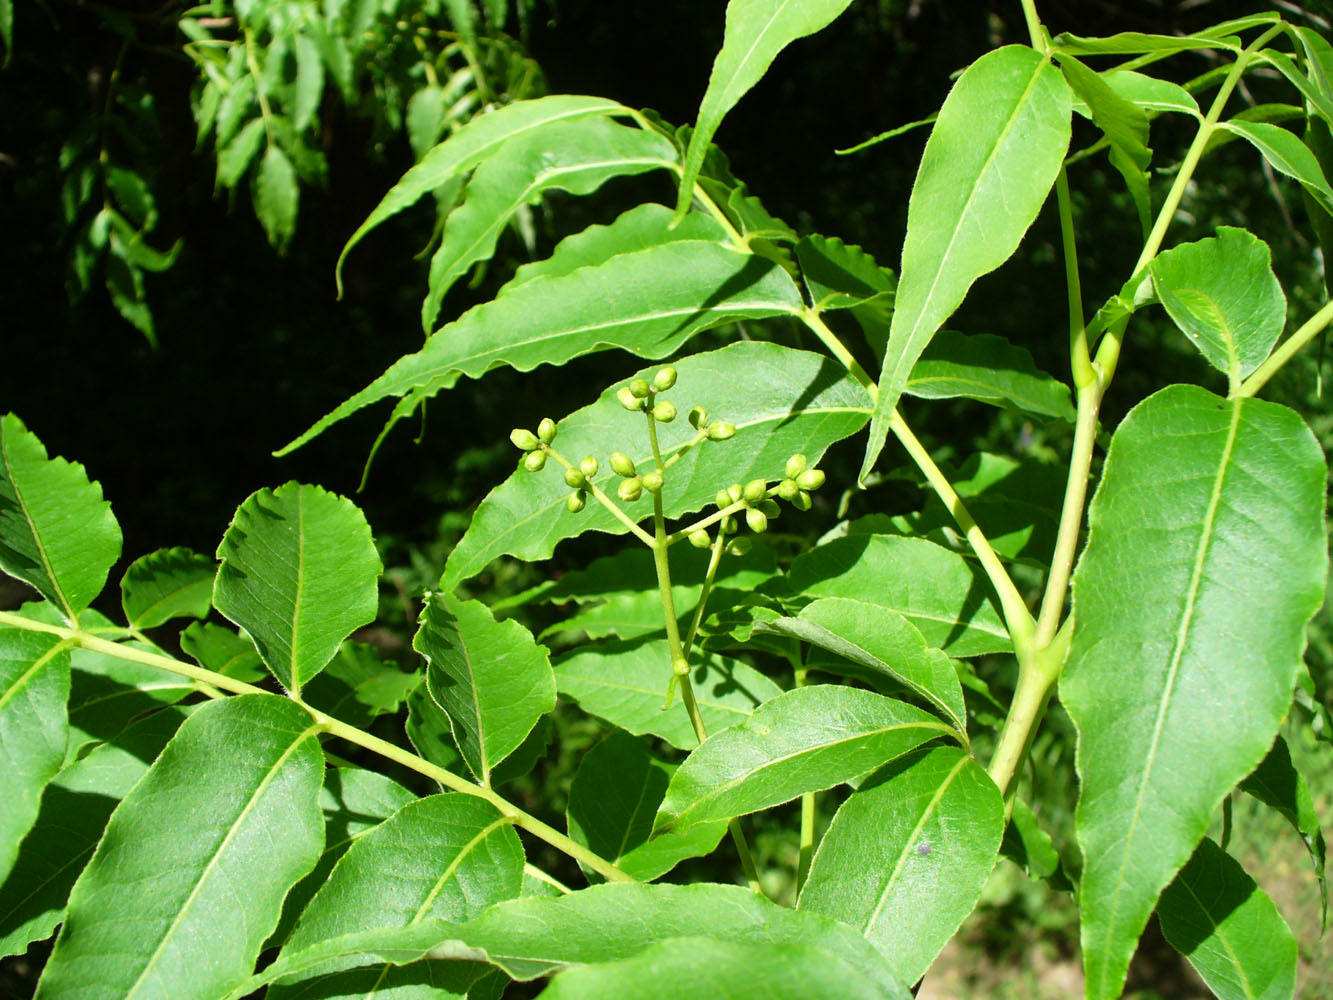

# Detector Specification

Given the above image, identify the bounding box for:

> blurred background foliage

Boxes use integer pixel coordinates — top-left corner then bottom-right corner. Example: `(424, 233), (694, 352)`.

(2, 0), (1331, 995)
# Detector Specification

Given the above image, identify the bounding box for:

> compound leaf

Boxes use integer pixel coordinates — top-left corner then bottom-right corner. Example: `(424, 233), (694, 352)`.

(415, 594), (556, 784)
(1218, 120), (1333, 218)
(34, 694), (325, 1000)
(862, 45), (1072, 481)
(654, 685), (952, 837)
(444, 342), (868, 585)
(799, 745), (1004, 986)
(119, 547), (215, 629)
(0, 413), (122, 620)
(214, 482), (381, 695)
(1062, 385), (1326, 1000)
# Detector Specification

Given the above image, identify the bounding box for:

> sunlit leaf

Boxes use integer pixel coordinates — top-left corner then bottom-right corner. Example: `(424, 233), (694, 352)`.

(120, 547), (215, 629)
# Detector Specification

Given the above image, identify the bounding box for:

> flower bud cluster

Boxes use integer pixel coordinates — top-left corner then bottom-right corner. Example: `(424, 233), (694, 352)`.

(705, 453), (825, 545)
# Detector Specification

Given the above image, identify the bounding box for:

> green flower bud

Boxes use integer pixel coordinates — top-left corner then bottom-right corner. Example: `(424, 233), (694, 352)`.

(745, 507), (769, 534)
(759, 499), (781, 519)
(721, 515), (737, 534)
(651, 400), (677, 423)
(618, 477), (643, 502)
(652, 366), (677, 391)
(791, 490), (813, 511)
(510, 428), (540, 451)
(688, 405), (708, 429)
(566, 492), (586, 513)
(617, 387), (642, 411)
(742, 479), (768, 504)
(688, 528), (711, 549)
(796, 468), (826, 491)
(716, 488), (732, 510)
(610, 451), (637, 477)
(727, 537), (753, 557)
(725, 483), (742, 504)
(564, 467), (586, 489)
(523, 450), (547, 472)
(629, 378), (652, 399)
(641, 471), (664, 493)
(707, 421), (736, 441)
(785, 454), (808, 479)
(671, 657), (691, 676)
(537, 418), (557, 444)
(580, 455), (599, 478)
(777, 478), (800, 501)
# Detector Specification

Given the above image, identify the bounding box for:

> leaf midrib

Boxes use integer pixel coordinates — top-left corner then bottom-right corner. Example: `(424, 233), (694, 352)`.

(1097, 399), (1243, 988)
(0, 433), (71, 620)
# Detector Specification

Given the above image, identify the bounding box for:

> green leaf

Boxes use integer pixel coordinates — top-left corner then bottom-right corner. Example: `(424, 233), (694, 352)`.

(1062, 385), (1327, 1000)
(785, 534), (1011, 657)
(415, 594), (556, 784)
(214, 482), (381, 695)
(1240, 736), (1327, 926)
(554, 637), (782, 750)
(1218, 120), (1333, 218)
(178, 621), (264, 682)
(407, 85), (450, 161)
(1101, 70), (1200, 117)
(406, 681), (462, 772)
(119, 547), (215, 629)
(0, 706), (187, 960)
(1051, 30), (1242, 57)
(254, 143), (299, 250)
(756, 597), (967, 733)
(443, 342), (867, 585)
(105, 252), (156, 346)
(1158, 838), (1298, 1000)
(675, 0), (857, 218)
(216, 117), (267, 188)
(280, 243), (805, 456)
(504, 204), (727, 290)
(567, 730), (727, 881)
(270, 794), (524, 998)
(1148, 227), (1286, 388)
(291, 32), (324, 133)
(1060, 53), (1152, 234)
(228, 883), (909, 998)
(337, 95), (630, 289)
(105, 166), (155, 229)
(300, 641), (419, 731)
(0, 630), (70, 886)
(795, 234), (896, 312)
(905, 329), (1075, 421)
(861, 46), (1072, 482)
(0, 413), (122, 620)
(271, 764), (419, 950)
(799, 745), (1004, 985)
(35, 694), (325, 1000)
(0, 0), (12, 65)
(654, 685), (952, 836)
(420, 117), (677, 331)
(1258, 49), (1333, 132)
(539, 936), (893, 1000)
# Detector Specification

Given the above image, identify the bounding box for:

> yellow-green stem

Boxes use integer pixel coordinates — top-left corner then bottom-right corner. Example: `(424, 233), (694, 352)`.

(1235, 298), (1333, 398)
(0, 609), (634, 884)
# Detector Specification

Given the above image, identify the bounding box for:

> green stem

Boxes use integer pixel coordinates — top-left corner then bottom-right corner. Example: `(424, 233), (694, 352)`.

(1054, 170), (1094, 389)
(986, 619), (1071, 798)
(792, 645), (815, 895)
(1034, 388), (1100, 646)
(543, 445), (656, 547)
(243, 28), (276, 145)
(1235, 298), (1333, 398)
(682, 529), (728, 660)
(799, 308), (875, 393)
(888, 413), (1034, 639)
(1018, 0), (1046, 51)
(0, 609), (634, 884)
